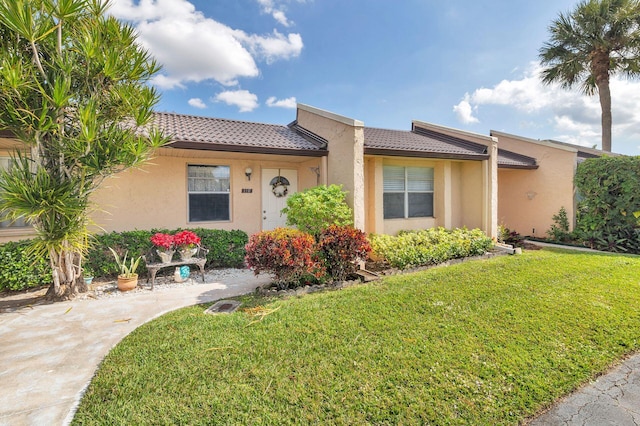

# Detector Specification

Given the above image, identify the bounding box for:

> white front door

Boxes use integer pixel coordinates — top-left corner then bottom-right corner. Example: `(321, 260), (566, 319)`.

(262, 168), (298, 230)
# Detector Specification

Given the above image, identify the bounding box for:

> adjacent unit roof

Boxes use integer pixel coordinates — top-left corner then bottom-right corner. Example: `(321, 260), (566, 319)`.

(151, 112), (328, 157)
(363, 126), (489, 160)
(497, 149), (538, 169)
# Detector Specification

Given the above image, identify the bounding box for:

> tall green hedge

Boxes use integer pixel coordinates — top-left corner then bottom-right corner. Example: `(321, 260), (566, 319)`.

(574, 156), (640, 252)
(0, 228), (248, 291)
(85, 228), (249, 279)
(0, 240), (52, 291)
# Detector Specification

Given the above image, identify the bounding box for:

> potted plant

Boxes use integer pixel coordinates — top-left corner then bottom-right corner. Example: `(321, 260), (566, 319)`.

(83, 266), (94, 286)
(109, 247), (142, 291)
(151, 232), (175, 263)
(174, 230), (201, 260)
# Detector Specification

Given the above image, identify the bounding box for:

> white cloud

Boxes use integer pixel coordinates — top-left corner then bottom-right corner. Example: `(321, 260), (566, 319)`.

(109, 0), (303, 89)
(452, 98), (479, 124)
(188, 98), (206, 109)
(214, 90), (259, 112)
(454, 62), (640, 149)
(272, 10), (290, 27)
(256, 0), (292, 26)
(233, 30), (303, 64)
(266, 96), (297, 109)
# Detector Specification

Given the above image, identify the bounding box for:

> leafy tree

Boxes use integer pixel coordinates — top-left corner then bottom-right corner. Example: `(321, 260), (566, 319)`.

(0, 0), (167, 299)
(539, 0), (640, 152)
(281, 184), (353, 237)
(574, 156), (640, 252)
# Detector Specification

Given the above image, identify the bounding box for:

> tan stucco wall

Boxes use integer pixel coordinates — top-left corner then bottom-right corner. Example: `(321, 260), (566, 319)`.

(363, 156), (486, 235)
(296, 104), (365, 231)
(90, 148), (322, 236)
(411, 121), (498, 238)
(493, 132), (577, 237)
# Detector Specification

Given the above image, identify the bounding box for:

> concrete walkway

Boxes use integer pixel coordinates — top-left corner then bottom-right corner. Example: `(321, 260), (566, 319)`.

(2, 255), (639, 425)
(0, 270), (270, 426)
(529, 354), (640, 425)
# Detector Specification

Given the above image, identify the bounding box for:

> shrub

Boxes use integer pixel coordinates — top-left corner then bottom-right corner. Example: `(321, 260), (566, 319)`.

(86, 230), (153, 278)
(245, 228), (324, 288)
(574, 156), (640, 253)
(498, 225), (525, 247)
(0, 240), (52, 291)
(318, 225), (371, 282)
(85, 228), (248, 279)
(546, 207), (572, 242)
(192, 228), (248, 268)
(0, 228), (249, 289)
(282, 184), (353, 236)
(370, 227), (492, 269)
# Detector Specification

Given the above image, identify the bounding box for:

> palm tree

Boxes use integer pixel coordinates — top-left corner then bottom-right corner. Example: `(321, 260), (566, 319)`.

(0, 0), (167, 299)
(539, 0), (640, 152)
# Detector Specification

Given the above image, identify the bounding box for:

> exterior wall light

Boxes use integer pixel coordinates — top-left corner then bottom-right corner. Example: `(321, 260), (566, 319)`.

(245, 167), (253, 181)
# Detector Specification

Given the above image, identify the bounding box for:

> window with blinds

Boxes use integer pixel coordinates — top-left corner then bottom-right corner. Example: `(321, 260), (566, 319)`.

(383, 166), (434, 219)
(187, 165), (230, 222)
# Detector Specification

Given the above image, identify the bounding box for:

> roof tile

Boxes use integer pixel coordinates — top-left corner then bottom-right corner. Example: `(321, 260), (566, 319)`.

(151, 112), (326, 153)
(363, 127), (488, 158)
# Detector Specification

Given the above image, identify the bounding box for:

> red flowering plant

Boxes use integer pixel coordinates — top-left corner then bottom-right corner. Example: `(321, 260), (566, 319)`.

(173, 230), (201, 250)
(318, 225), (371, 282)
(245, 228), (325, 289)
(150, 233), (175, 251)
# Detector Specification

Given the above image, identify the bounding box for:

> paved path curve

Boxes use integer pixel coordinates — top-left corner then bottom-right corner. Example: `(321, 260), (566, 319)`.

(0, 270), (270, 426)
(2, 257), (639, 425)
(528, 354), (640, 425)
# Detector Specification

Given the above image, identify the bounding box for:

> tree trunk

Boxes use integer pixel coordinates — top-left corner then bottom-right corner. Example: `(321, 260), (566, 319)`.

(45, 247), (85, 300)
(593, 53), (613, 152)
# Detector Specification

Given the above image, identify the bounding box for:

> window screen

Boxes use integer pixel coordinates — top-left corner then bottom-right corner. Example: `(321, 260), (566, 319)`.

(188, 165), (230, 221)
(383, 166), (434, 219)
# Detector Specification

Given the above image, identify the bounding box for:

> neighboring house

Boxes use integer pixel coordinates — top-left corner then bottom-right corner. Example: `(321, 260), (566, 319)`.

(491, 130), (613, 238)
(0, 104), (612, 244)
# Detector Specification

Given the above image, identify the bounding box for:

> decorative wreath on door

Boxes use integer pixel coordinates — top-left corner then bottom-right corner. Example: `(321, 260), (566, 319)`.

(270, 175), (290, 197)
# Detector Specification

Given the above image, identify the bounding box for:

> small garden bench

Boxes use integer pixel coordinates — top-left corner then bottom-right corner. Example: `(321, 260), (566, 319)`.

(142, 246), (209, 290)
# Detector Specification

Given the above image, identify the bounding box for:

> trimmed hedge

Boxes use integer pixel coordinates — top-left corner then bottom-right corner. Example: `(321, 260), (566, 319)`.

(0, 228), (248, 291)
(370, 227), (493, 269)
(85, 228), (249, 279)
(0, 240), (52, 291)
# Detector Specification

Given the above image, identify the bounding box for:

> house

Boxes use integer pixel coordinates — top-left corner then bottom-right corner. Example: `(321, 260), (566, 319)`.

(86, 104), (500, 239)
(0, 104), (612, 243)
(491, 130), (612, 238)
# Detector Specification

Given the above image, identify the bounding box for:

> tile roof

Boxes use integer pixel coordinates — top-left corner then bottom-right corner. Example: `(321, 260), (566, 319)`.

(363, 126), (489, 160)
(497, 149), (538, 169)
(151, 112), (327, 156)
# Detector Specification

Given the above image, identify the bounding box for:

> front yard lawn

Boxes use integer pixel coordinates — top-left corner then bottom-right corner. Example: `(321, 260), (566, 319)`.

(73, 249), (640, 424)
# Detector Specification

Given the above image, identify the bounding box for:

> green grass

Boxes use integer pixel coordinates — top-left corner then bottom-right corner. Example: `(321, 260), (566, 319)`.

(73, 249), (640, 425)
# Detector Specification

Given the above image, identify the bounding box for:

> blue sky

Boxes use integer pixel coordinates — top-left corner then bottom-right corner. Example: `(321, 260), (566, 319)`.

(109, 0), (640, 154)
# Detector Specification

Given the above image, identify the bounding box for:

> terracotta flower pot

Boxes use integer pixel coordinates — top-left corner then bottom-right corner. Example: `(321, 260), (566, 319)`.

(117, 274), (138, 291)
